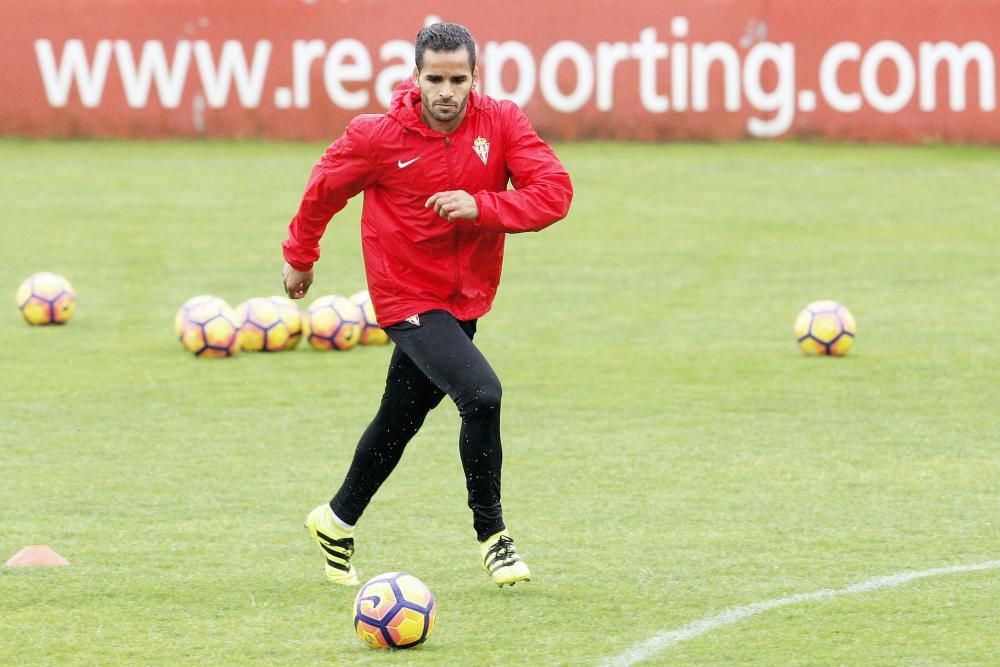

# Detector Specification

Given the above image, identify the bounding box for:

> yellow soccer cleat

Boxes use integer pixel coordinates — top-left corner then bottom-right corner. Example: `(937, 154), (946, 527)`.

(480, 532), (530, 587)
(305, 503), (360, 586)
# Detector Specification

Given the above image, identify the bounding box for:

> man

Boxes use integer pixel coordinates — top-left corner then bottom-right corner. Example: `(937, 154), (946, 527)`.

(282, 22), (572, 588)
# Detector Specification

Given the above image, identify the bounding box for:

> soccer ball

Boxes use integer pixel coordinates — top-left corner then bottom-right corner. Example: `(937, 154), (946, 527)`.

(175, 295), (242, 357)
(303, 295), (362, 351)
(353, 572), (437, 649)
(349, 290), (390, 346)
(235, 296), (302, 352)
(794, 300), (857, 356)
(16, 272), (75, 325)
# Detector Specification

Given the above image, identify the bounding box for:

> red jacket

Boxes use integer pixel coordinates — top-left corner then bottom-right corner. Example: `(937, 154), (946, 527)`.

(282, 80), (573, 327)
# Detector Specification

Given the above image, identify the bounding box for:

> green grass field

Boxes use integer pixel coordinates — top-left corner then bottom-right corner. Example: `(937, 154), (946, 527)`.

(1, 138), (998, 666)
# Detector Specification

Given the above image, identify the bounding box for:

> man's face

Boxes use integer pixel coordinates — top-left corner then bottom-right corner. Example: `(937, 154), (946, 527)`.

(414, 47), (477, 129)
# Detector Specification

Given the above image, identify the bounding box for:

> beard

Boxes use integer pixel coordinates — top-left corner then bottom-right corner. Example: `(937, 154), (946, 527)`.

(422, 95), (467, 123)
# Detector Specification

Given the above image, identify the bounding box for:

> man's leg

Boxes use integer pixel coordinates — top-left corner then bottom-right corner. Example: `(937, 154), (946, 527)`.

(383, 311), (505, 540)
(331, 345), (447, 524)
(307, 340), (446, 586)
(384, 311), (529, 587)
(309, 309), (527, 586)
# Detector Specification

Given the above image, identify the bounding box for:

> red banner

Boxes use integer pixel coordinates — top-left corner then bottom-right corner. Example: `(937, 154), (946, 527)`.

(1, 0), (998, 142)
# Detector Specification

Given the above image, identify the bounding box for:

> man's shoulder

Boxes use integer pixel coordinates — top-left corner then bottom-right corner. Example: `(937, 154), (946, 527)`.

(337, 112), (408, 158)
(473, 92), (522, 118)
(346, 112), (395, 136)
(471, 94), (528, 139)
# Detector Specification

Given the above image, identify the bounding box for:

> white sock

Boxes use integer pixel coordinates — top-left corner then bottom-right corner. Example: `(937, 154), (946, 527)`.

(331, 510), (355, 532)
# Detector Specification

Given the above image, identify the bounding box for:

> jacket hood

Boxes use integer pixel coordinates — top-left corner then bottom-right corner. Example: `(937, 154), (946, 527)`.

(389, 77), (419, 112)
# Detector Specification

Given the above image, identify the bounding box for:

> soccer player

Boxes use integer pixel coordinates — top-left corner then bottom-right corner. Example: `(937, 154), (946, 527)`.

(282, 22), (573, 587)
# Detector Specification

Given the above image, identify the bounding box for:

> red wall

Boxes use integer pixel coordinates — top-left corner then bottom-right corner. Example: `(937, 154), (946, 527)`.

(2, 0), (998, 142)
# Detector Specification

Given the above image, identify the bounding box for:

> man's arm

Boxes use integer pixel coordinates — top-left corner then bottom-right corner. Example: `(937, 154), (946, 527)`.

(282, 120), (375, 298)
(470, 103), (573, 233)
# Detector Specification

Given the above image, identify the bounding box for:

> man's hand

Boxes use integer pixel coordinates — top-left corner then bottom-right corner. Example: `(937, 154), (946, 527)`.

(283, 262), (314, 299)
(425, 190), (478, 221)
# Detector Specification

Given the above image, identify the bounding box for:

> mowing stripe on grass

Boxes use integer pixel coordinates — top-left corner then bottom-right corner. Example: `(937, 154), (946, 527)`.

(602, 560), (1000, 666)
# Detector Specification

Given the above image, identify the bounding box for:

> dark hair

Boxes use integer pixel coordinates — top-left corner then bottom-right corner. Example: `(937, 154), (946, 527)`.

(415, 22), (476, 71)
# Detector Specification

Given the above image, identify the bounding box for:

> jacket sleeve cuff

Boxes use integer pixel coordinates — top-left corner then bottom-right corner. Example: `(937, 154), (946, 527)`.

(282, 242), (315, 272)
(473, 192), (504, 232)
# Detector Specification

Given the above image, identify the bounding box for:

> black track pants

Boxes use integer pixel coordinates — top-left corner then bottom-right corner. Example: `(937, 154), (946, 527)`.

(330, 310), (505, 541)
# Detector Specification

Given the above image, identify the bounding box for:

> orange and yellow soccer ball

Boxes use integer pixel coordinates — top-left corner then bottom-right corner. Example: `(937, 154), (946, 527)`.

(354, 572), (436, 650)
(175, 295), (242, 357)
(303, 295), (362, 351)
(349, 290), (389, 346)
(16, 272), (75, 325)
(794, 300), (857, 356)
(235, 296), (302, 352)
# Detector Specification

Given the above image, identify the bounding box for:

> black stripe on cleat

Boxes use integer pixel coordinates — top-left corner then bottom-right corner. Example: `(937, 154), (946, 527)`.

(320, 542), (353, 559)
(325, 558), (351, 572)
(315, 531), (353, 550)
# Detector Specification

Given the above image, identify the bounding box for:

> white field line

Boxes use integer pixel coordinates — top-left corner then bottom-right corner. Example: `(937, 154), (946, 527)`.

(602, 560), (1000, 667)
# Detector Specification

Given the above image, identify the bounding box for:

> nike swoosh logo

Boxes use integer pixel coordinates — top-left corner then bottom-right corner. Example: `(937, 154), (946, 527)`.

(397, 157), (421, 168)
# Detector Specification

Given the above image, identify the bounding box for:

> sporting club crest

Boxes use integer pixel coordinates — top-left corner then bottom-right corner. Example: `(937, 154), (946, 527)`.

(472, 136), (490, 165)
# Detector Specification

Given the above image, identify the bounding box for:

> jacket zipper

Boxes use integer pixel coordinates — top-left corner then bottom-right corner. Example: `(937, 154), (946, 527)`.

(444, 136), (461, 298)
